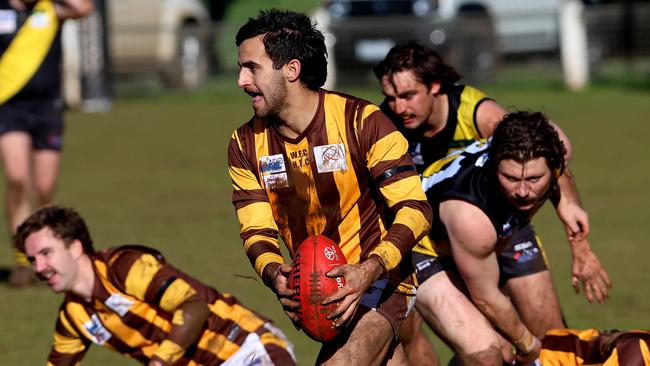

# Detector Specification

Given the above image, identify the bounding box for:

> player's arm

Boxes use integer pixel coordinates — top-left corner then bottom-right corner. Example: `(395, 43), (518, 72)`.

(547, 123), (612, 302)
(54, 0), (95, 20)
(363, 108), (432, 272)
(324, 108), (432, 326)
(440, 200), (540, 362)
(475, 99), (507, 138)
(227, 131), (298, 321)
(46, 308), (90, 366)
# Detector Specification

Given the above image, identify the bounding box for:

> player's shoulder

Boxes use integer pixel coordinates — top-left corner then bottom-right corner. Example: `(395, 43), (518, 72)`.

(97, 245), (166, 282)
(322, 88), (381, 115)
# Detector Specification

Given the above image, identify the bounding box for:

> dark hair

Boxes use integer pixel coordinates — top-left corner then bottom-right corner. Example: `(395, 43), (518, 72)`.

(489, 111), (566, 177)
(14, 206), (94, 254)
(373, 41), (461, 90)
(235, 9), (327, 91)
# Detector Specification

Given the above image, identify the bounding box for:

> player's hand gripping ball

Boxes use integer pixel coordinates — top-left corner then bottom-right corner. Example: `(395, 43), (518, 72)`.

(289, 235), (347, 342)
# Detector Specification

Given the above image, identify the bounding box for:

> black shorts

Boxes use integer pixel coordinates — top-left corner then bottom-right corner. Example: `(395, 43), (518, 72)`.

(413, 224), (548, 287)
(0, 99), (64, 151)
(497, 224), (549, 286)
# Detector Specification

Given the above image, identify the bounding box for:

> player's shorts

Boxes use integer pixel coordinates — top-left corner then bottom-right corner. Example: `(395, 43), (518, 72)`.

(497, 224), (549, 286)
(413, 224), (549, 287)
(0, 98), (64, 151)
(358, 278), (417, 339)
(222, 322), (296, 366)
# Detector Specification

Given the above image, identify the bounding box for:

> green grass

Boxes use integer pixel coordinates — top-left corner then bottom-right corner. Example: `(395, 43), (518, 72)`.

(0, 68), (649, 365)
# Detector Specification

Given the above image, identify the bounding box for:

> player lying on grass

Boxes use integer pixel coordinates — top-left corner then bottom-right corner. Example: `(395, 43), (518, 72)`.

(15, 205), (296, 366)
(374, 42), (610, 365)
(229, 9), (432, 365)
(417, 111), (594, 363)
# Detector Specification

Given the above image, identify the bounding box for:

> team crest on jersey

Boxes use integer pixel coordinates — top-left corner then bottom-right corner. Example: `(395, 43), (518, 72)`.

(83, 314), (112, 345)
(0, 10), (17, 34)
(260, 154), (289, 189)
(104, 293), (134, 316)
(29, 11), (51, 29)
(313, 144), (347, 173)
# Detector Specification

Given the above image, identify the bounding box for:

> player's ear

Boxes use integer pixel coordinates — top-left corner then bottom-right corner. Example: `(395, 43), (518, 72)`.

(70, 239), (84, 259)
(430, 81), (442, 95)
(285, 59), (301, 83)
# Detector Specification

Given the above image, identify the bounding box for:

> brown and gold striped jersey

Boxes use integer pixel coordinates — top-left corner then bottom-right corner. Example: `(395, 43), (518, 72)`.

(46, 245), (289, 366)
(228, 89), (432, 288)
(540, 328), (650, 365)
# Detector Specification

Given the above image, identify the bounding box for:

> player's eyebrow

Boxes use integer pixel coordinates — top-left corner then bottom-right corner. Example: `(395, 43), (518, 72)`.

(239, 61), (260, 69)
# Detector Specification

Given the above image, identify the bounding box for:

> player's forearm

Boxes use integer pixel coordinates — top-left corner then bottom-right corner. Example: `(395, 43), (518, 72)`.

(554, 168), (583, 208)
(151, 296), (209, 365)
(371, 199), (432, 271)
(469, 287), (530, 349)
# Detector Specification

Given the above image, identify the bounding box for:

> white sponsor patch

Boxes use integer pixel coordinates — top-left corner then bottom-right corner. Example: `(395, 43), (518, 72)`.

(104, 293), (134, 317)
(514, 241), (534, 252)
(259, 154), (286, 174)
(313, 144), (347, 173)
(263, 172), (289, 189)
(0, 10), (16, 34)
(83, 314), (112, 345)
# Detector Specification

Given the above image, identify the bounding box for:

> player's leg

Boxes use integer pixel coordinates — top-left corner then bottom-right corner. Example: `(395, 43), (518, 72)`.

(31, 105), (63, 208)
(0, 132), (33, 232)
(499, 225), (564, 338)
(416, 268), (503, 365)
(316, 308), (400, 366)
(504, 270), (564, 337)
(0, 131), (35, 286)
(399, 310), (441, 366)
(32, 150), (61, 207)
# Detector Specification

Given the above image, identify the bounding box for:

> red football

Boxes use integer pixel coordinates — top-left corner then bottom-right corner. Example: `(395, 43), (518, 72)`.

(290, 235), (347, 342)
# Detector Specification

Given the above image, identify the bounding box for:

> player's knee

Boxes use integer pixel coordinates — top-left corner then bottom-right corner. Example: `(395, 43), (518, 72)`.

(5, 175), (29, 196)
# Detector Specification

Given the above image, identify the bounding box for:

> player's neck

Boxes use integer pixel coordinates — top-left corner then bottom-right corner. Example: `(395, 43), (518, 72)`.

(423, 93), (449, 138)
(275, 88), (320, 139)
(70, 255), (95, 302)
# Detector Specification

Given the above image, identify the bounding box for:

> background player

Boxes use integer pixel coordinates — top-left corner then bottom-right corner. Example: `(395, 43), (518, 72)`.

(374, 41), (610, 362)
(0, 0), (94, 286)
(15, 205), (296, 366)
(229, 9), (432, 365)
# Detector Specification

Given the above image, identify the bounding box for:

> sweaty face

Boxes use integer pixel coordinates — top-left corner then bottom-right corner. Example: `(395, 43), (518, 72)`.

(496, 157), (554, 211)
(237, 35), (288, 118)
(24, 227), (80, 293)
(380, 70), (436, 130)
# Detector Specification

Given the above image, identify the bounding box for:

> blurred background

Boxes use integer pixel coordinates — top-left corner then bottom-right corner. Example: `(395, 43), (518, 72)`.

(0, 0), (649, 365)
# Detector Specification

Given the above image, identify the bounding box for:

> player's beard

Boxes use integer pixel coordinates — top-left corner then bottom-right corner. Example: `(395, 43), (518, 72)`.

(255, 72), (288, 119)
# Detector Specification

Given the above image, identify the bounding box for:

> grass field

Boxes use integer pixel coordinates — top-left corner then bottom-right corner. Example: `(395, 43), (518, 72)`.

(0, 66), (649, 365)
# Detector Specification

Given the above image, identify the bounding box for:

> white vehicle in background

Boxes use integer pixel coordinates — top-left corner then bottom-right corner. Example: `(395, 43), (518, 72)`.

(324, 0), (565, 85)
(108, 0), (213, 90)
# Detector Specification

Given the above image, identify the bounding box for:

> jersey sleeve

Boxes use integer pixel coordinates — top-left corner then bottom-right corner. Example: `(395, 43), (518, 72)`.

(46, 307), (90, 366)
(358, 107), (432, 271)
(109, 248), (199, 313)
(228, 128), (284, 278)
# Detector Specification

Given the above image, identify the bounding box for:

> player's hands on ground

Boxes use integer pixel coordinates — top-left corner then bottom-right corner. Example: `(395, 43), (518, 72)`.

(570, 240), (612, 304)
(322, 259), (383, 328)
(264, 263), (300, 325)
(148, 360), (165, 366)
(556, 201), (590, 242)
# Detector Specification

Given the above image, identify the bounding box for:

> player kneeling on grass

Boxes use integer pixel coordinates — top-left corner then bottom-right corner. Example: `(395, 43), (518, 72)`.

(416, 111), (582, 363)
(14, 206), (296, 366)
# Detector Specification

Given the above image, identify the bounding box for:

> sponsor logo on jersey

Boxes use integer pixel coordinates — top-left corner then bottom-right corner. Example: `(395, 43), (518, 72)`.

(104, 293), (134, 317)
(83, 313), (112, 345)
(313, 144), (347, 173)
(260, 154), (289, 189)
